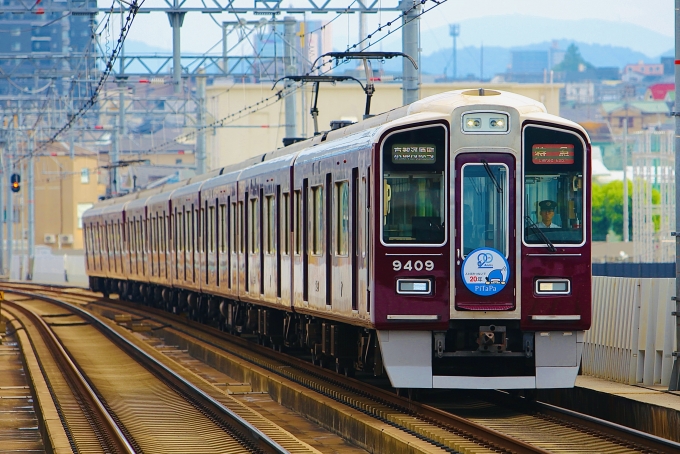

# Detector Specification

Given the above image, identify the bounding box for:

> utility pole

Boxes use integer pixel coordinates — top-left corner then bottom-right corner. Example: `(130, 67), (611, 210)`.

(401, 0), (421, 105)
(27, 137), (34, 280)
(283, 17), (297, 140)
(449, 24), (459, 81)
(195, 71), (206, 175)
(623, 103), (629, 242)
(669, 0), (680, 392)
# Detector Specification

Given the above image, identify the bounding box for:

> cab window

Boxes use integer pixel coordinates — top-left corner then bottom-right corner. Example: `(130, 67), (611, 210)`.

(523, 126), (585, 246)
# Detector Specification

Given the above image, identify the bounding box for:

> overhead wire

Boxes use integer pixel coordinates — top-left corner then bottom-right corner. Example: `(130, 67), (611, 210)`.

(26, 0), (146, 161)
(137, 0), (448, 155)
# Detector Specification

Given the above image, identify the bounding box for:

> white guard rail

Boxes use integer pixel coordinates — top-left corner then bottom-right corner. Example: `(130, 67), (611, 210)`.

(583, 277), (677, 387)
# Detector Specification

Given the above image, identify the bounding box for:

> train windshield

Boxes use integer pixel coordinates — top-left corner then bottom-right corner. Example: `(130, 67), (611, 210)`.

(381, 125), (447, 245)
(461, 163), (509, 257)
(523, 126), (586, 246)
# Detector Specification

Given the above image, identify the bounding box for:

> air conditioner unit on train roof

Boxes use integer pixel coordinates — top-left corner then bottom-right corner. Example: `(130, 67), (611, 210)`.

(44, 234), (56, 244)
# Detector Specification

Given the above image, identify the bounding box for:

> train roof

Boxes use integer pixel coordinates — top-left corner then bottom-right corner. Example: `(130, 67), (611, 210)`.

(87, 89), (583, 215)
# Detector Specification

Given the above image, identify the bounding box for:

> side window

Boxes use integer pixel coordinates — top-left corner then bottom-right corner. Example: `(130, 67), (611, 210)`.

(294, 190), (301, 255)
(335, 181), (349, 256)
(177, 211), (183, 252)
(136, 220), (141, 252)
(238, 201), (245, 253)
(311, 186), (323, 255)
(250, 198), (259, 253)
(282, 192), (290, 255)
(151, 216), (157, 253)
(265, 195), (275, 255)
(209, 206), (215, 253)
(219, 204), (226, 253)
(230, 202), (236, 254)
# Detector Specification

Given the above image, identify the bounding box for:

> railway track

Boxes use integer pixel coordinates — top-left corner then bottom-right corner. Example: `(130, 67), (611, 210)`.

(4, 282), (680, 454)
(1, 285), (295, 454)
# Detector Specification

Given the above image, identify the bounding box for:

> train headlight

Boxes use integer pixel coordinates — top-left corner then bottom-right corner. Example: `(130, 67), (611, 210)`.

(489, 118), (505, 129)
(462, 112), (509, 133)
(465, 118), (482, 129)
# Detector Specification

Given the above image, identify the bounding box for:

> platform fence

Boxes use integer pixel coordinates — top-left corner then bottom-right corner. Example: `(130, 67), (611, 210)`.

(583, 276), (677, 387)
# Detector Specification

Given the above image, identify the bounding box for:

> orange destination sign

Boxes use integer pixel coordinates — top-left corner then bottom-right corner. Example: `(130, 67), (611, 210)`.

(532, 144), (574, 165)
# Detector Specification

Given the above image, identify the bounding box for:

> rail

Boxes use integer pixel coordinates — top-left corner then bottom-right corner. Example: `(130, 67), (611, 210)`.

(2, 287), (290, 454)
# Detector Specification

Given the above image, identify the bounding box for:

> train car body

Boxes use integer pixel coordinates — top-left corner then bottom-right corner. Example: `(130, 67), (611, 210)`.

(84, 89), (591, 390)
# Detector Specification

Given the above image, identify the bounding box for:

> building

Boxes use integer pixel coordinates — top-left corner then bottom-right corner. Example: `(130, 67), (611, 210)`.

(644, 83), (675, 101)
(623, 62), (665, 78)
(600, 101), (671, 136)
(0, 0), (96, 95)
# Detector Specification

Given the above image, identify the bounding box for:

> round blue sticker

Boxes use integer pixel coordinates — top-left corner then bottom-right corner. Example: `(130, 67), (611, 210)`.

(461, 247), (510, 296)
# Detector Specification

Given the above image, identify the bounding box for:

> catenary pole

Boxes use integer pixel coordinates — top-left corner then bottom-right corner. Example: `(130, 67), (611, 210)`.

(623, 104), (629, 242)
(401, 0), (420, 105)
(27, 137), (34, 280)
(167, 2), (186, 95)
(284, 17), (297, 140)
(196, 71), (206, 175)
(6, 136), (13, 280)
(670, 0), (680, 391)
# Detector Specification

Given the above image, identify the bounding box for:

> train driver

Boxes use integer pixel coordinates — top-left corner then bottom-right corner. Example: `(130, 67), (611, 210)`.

(538, 200), (560, 228)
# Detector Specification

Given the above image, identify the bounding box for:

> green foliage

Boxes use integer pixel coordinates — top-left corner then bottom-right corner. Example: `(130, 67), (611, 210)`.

(591, 180), (662, 240)
(553, 43), (594, 72)
(591, 183), (609, 241)
(591, 180), (632, 240)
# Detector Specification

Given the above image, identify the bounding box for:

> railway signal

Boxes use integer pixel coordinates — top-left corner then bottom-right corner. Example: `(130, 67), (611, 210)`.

(10, 173), (20, 193)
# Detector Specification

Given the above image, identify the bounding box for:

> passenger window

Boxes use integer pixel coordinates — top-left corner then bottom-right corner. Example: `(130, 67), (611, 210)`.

(282, 192), (290, 255)
(335, 181), (349, 256)
(250, 198), (258, 253)
(219, 204), (226, 253)
(265, 195), (275, 255)
(177, 212), (183, 252)
(294, 190), (301, 255)
(209, 206), (215, 253)
(230, 202), (236, 254)
(311, 186), (323, 255)
(238, 201), (244, 253)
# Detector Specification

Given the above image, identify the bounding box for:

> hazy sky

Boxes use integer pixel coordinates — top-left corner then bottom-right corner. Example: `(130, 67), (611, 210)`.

(122, 0), (674, 54)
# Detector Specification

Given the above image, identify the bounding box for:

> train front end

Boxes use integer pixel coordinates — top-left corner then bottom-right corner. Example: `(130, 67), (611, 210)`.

(374, 89), (591, 389)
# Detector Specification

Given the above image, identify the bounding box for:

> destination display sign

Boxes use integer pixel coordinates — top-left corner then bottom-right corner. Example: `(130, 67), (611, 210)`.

(391, 144), (436, 164)
(532, 144), (574, 165)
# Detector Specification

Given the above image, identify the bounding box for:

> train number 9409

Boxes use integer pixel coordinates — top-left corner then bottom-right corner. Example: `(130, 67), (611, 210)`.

(393, 260), (434, 271)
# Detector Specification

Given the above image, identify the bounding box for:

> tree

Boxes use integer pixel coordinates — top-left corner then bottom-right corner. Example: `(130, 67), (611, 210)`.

(591, 183), (610, 241)
(553, 43), (594, 72)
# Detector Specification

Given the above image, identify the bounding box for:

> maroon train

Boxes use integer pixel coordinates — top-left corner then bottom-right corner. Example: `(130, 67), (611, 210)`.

(84, 89), (592, 389)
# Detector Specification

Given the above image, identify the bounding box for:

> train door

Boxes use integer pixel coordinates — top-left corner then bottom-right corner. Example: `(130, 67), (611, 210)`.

(454, 152), (516, 311)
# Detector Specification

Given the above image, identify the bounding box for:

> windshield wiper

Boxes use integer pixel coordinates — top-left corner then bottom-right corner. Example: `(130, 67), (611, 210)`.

(525, 215), (557, 252)
(481, 159), (502, 193)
